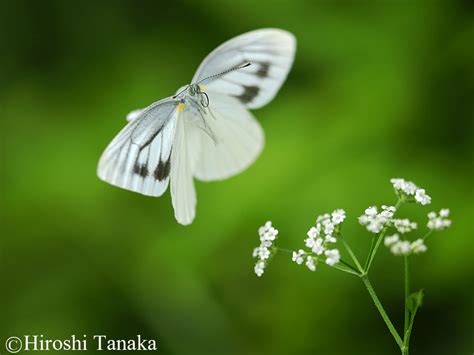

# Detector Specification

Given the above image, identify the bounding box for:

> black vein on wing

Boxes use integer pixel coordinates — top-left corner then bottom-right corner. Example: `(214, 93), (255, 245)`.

(133, 160), (149, 178)
(129, 103), (178, 181)
(154, 151), (172, 181)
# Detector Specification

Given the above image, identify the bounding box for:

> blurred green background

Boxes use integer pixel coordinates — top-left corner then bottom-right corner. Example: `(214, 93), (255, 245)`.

(1, 0), (473, 354)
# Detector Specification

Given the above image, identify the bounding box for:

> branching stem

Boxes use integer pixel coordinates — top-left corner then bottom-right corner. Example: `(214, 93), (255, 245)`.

(364, 199), (403, 273)
(361, 276), (405, 351)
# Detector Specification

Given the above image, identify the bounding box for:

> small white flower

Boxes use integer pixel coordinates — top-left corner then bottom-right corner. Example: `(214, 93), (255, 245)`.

(358, 215), (369, 225)
(316, 213), (330, 224)
(258, 221), (273, 237)
(367, 221), (383, 233)
(384, 234), (400, 247)
(380, 205), (396, 220)
(360, 205), (396, 234)
(390, 178), (405, 190)
(382, 205), (396, 212)
(324, 221), (335, 236)
(267, 227), (279, 240)
(390, 241), (411, 255)
(254, 260), (265, 277)
(257, 246), (270, 260)
(393, 219), (417, 234)
(403, 182), (417, 195)
(427, 209), (452, 231)
(379, 210), (391, 219)
(305, 237), (315, 248)
(305, 225), (321, 247)
(254, 221), (279, 276)
(325, 249), (341, 266)
(306, 256), (316, 271)
(307, 226), (319, 239)
(365, 206), (378, 216)
(260, 227), (279, 242)
(325, 235), (337, 243)
(257, 221), (279, 245)
(415, 189), (431, 205)
(391, 177), (431, 204)
(410, 239), (427, 254)
(331, 209), (346, 225)
(367, 221), (383, 234)
(391, 178), (414, 194)
(439, 208), (450, 218)
(388, 237), (428, 256)
(311, 238), (326, 255)
(292, 249), (305, 265)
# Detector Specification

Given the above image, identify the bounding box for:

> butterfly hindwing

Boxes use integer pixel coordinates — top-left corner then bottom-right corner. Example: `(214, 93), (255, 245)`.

(170, 110), (202, 225)
(192, 91), (264, 181)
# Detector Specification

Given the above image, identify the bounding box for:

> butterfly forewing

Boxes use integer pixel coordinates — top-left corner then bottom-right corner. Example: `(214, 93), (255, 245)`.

(192, 28), (296, 109)
(97, 97), (180, 197)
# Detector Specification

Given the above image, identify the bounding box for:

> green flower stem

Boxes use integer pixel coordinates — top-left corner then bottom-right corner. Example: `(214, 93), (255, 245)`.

(364, 199), (403, 273)
(339, 259), (360, 273)
(331, 263), (360, 276)
(341, 238), (364, 273)
(361, 275), (405, 351)
(276, 248), (293, 254)
(277, 247), (360, 275)
(364, 225), (390, 273)
(277, 248), (360, 276)
(403, 256), (410, 339)
(364, 234), (377, 270)
(422, 230), (433, 241)
(404, 301), (419, 352)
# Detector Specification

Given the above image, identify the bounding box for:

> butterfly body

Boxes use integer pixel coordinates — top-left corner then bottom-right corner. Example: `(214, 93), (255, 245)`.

(98, 28), (296, 225)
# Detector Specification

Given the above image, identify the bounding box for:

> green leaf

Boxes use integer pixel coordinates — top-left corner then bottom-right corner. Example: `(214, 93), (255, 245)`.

(407, 289), (424, 315)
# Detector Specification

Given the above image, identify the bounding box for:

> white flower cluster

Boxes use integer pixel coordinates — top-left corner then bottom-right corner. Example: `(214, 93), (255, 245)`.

(253, 221), (279, 277)
(393, 219), (417, 234)
(427, 209), (452, 231)
(292, 210), (344, 271)
(390, 178), (431, 205)
(384, 234), (427, 256)
(359, 205), (396, 233)
(252, 178), (452, 276)
(292, 249), (317, 271)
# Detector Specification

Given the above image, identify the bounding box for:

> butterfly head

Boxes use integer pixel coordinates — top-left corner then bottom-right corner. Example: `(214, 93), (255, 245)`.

(186, 84), (209, 107)
(187, 84), (200, 96)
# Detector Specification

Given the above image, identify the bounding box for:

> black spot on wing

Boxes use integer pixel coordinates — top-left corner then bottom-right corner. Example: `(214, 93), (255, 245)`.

(236, 85), (260, 104)
(163, 158), (171, 179)
(133, 163), (149, 177)
(256, 62), (270, 78)
(154, 155), (171, 181)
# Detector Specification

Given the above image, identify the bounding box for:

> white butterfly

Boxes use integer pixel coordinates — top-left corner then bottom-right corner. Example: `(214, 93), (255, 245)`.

(97, 28), (296, 225)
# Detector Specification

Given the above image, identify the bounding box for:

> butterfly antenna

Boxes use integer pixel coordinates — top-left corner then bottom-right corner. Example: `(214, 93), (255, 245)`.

(172, 86), (188, 99)
(196, 62), (251, 85)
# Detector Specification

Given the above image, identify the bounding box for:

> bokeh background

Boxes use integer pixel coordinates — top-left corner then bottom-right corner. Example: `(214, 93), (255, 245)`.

(1, 0), (473, 354)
